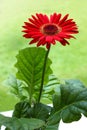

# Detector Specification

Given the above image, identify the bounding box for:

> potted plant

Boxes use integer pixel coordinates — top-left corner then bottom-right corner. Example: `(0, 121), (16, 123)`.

(0, 13), (87, 130)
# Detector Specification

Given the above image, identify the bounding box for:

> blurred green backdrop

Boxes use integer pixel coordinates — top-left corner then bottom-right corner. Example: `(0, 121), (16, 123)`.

(0, 0), (87, 111)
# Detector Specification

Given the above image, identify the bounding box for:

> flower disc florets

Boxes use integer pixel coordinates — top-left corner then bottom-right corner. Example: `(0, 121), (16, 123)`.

(22, 13), (78, 49)
(41, 23), (61, 36)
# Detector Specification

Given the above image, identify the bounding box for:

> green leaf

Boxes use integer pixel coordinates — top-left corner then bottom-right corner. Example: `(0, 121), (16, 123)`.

(65, 79), (86, 88)
(15, 47), (52, 101)
(45, 124), (59, 130)
(13, 102), (52, 122)
(44, 75), (60, 93)
(32, 103), (52, 121)
(47, 79), (87, 125)
(12, 101), (31, 118)
(4, 75), (28, 100)
(19, 118), (45, 130)
(0, 114), (45, 130)
(42, 75), (60, 102)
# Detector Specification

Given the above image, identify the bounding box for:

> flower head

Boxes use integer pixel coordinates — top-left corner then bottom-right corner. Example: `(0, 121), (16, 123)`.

(22, 13), (78, 49)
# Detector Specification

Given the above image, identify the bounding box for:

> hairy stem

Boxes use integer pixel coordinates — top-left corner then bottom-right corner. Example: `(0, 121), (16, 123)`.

(38, 45), (51, 103)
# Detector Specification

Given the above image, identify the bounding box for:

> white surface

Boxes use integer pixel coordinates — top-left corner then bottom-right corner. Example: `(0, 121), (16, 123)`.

(1, 110), (13, 117)
(59, 115), (87, 130)
(0, 111), (87, 130)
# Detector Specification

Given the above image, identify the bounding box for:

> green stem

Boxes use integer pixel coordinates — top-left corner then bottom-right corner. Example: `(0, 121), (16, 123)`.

(38, 45), (51, 103)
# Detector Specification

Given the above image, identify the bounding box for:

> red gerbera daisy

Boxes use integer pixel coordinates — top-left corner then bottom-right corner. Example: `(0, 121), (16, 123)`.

(22, 13), (78, 49)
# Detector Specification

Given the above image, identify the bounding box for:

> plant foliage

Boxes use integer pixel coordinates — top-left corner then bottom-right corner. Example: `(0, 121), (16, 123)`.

(1, 47), (87, 130)
(15, 47), (52, 103)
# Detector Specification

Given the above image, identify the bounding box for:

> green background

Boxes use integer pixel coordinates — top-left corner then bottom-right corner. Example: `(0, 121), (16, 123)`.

(0, 0), (87, 111)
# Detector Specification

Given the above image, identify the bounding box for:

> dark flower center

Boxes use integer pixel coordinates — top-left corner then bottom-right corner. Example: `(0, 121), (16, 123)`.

(41, 24), (61, 35)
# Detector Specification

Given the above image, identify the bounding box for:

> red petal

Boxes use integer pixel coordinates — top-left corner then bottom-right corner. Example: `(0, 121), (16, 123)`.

(60, 39), (70, 46)
(46, 36), (53, 43)
(36, 13), (46, 24)
(61, 19), (75, 26)
(50, 13), (61, 24)
(50, 13), (57, 23)
(46, 43), (51, 49)
(24, 22), (38, 29)
(37, 40), (44, 46)
(29, 38), (38, 44)
(32, 15), (42, 25)
(29, 18), (41, 27)
(23, 34), (30, 38)
(59, 14), (69, 25)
